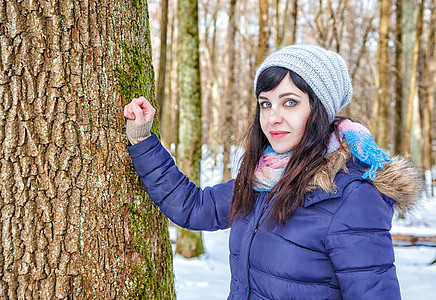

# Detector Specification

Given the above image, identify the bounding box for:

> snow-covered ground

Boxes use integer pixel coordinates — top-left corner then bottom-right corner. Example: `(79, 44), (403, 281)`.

(170, 147), (436, 299)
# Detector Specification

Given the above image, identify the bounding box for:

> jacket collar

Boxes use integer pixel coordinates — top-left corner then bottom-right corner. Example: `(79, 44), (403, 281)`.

(304, 143), (423, 212)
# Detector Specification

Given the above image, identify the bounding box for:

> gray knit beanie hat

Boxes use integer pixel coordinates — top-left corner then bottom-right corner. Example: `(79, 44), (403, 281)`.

(254, 44), (353, 123)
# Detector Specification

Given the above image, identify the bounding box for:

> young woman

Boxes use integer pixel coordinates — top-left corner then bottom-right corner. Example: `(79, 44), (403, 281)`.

(124, 45), (422, 299)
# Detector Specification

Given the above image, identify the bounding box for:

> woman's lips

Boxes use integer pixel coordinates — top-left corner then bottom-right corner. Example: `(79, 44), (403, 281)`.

(270, 131), (289, 139)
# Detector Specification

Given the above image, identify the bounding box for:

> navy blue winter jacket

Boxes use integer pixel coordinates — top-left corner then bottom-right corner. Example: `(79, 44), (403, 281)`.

(128, 134), (421, 299)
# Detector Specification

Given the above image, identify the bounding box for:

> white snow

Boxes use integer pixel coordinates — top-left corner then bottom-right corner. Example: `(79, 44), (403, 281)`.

(170, 147), (436, 299)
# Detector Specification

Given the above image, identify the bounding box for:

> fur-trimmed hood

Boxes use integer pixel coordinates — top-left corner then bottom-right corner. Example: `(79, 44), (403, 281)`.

(308, 144), (424, 213)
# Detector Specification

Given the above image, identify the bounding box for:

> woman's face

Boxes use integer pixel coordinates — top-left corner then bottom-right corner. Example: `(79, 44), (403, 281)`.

(258, 73), (312, 154)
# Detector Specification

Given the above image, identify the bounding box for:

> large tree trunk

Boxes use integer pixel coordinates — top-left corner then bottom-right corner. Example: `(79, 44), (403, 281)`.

(175, 0), (204, 259)
(0, 0), (175, 298)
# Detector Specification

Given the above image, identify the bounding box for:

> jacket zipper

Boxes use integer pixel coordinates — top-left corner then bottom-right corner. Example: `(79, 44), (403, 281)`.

(247, 194), (269, 297)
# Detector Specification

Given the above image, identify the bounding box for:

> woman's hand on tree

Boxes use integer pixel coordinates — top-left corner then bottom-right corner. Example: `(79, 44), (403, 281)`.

(124, 97), (156, 144)
(124, 96), (156, 125)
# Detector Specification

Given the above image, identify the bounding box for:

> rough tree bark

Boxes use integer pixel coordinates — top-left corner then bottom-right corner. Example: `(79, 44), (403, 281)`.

(0, 0), (175, 298)
(175, 0), (204, 259)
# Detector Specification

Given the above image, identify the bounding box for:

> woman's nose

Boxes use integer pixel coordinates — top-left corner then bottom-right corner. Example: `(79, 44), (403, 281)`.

(269, 107), (283, 124)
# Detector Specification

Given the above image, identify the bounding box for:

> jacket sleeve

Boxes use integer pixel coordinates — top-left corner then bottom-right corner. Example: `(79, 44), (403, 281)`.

(325, 180), (401, 300)
(128, 134), (233, 231)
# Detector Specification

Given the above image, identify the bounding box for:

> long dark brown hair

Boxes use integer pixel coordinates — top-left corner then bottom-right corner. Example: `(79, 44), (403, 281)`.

(230, 67), (341, 227)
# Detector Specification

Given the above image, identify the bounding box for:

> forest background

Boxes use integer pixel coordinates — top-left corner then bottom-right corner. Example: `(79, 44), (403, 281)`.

(149, 0), (435, 184)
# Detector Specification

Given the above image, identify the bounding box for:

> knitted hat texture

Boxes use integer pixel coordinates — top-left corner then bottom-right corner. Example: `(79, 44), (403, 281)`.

(254, 45), (353, 123)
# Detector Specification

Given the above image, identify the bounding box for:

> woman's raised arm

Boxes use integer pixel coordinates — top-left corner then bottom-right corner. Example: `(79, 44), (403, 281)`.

(124, 97), (233, 231)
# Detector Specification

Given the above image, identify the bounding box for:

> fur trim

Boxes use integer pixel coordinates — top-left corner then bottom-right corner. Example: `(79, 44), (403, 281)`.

(306, 143), (350, 194)
(373, 156), (424, 213)
(307, 143), (424, 213)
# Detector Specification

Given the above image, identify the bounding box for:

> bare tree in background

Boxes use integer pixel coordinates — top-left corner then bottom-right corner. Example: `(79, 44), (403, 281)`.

(162, 1), (179, 151)
(222, 0), (237, 182)
(419, 0), (434, 173)
(393, 0), (404, 154)
(276, 0), (298, 47)
(374, 0), (390, 149)
(257, 0), (270, 66)
(175, 0), (205, 258)
(157, 0), (170, 142)
(201, 0), (222, 164)
(404, 0), (424, 158)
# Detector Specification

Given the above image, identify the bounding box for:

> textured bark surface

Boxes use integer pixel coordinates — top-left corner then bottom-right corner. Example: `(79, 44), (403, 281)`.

(0, 0), (174, 298)
(175, 0), (204, 259)
(176, 0), (202, 183)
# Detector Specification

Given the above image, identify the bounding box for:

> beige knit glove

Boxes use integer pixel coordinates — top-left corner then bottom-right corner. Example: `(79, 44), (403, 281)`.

(126, 119), (153, 145)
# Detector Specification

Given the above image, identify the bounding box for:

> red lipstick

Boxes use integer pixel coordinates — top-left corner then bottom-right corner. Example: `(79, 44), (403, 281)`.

(270, 131), (289, 139)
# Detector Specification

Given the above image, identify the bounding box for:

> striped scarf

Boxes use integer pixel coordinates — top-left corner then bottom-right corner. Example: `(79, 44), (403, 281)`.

(253, 119), (390, 192)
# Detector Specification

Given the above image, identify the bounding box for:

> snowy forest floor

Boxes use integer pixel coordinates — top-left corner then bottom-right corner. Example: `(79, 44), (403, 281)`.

(170, 146), (436, 299)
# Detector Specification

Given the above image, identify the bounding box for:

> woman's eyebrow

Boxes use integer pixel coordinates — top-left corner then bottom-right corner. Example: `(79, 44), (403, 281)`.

(279, 92), (301, 98)
(258, 92), (302, 101)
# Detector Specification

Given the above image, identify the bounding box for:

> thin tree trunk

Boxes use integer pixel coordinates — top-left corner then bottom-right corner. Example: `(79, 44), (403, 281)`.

(222, 0), (237, 182)
(393, 0), (404, 154)
(346, 11), (375, 117)
(162, 6), (178, 152)
(175, 0), (204, 259)
(211, 0), (222, 165)
(257, 0), (270, 66)
(404, 0), (424, 157)
(0, 0), (175, 298)
(427, 0), (436, 169)
(375, 0), (390, 149)
(282, 0), (298, 46)
(276, 0), (281, 46)
(157, 0), (169, 139)
(420, 0), (435, 171)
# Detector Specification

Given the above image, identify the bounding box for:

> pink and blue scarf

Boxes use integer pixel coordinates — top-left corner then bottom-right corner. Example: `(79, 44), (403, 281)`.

(253, 119), (390, 192)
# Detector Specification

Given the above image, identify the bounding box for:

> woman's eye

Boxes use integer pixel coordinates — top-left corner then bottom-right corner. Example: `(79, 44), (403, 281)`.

(285, 100), (297, 107)
(259, 102), (271, 108)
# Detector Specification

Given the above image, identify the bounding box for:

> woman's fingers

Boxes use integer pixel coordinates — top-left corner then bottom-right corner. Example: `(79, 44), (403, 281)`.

(123, 104), (134, 119)
(136, 96), (156, 120)
(131, 101), (146, 124)
(123, 97), (156, 124)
